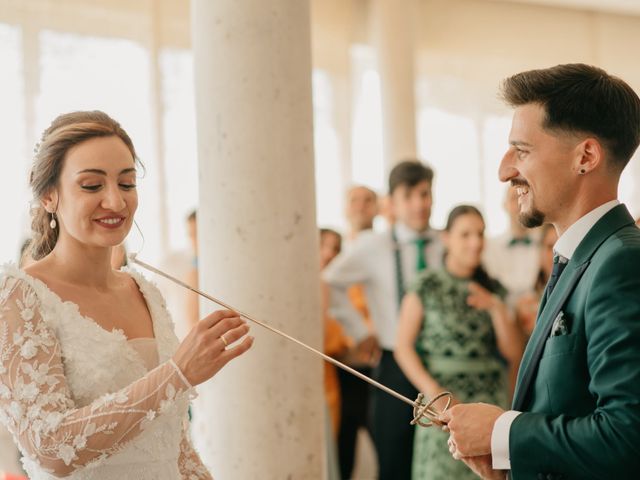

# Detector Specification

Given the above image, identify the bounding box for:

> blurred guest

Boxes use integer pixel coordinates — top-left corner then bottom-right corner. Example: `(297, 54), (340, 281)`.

(636, 216), (640, 227)
(345, 186), (378, 244)
(395, 205), (524, 480)
(377, 194), (396, 231)
(484, 185), (541, 306)
(324, 160), (444, 480)
(320, 228), (351, 480)
(157, 210), (199, 340)
(337, 184), (378, 479)
(184, 211), (199, 332)
(320, 228), (351, 432)
(514, 224), (558, 337)
(320, 228), (342, 270)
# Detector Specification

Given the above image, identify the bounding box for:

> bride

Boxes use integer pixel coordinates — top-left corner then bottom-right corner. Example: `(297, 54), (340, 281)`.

(0, 111), (254, 479)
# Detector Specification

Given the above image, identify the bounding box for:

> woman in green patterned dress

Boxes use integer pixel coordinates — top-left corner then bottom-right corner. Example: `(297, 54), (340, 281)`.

(395, 205), (525, 480)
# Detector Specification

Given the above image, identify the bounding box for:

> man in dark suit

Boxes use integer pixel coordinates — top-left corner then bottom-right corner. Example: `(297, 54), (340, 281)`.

(440, 64), (640, 480)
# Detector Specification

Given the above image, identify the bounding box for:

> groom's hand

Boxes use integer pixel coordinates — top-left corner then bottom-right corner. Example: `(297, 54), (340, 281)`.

(461, 455), (507, 480)
(439, 402), (504, 457)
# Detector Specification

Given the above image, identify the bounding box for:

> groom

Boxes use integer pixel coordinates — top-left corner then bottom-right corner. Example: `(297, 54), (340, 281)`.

(441, 63), (640, 479)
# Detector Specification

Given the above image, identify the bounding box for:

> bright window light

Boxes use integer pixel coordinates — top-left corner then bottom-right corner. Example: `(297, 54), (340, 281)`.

(313, 69), (344, 231)
(417, 107), (480, 230)
(351, 46), (384, 194)
(160, 47), (198, 252)
(0, 23), (28, 264)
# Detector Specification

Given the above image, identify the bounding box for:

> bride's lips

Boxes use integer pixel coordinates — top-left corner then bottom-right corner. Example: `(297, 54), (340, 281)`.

(94, 216), (126, 229)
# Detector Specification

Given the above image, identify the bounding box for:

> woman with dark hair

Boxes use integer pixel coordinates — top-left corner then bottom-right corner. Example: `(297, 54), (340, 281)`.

(395, 205), (524, 480)
(0, 111), (253, 480)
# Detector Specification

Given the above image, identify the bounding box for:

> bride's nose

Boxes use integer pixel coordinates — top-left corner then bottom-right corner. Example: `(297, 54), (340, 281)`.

(101, 182), (127, 211)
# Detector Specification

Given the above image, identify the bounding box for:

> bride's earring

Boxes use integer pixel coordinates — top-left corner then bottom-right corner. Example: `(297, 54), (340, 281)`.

(50, 212), (57, 229)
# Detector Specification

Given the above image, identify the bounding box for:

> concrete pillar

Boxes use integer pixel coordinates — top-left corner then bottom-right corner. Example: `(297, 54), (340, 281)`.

(190, 1), (325, 478)
(371, 0), (418, 175)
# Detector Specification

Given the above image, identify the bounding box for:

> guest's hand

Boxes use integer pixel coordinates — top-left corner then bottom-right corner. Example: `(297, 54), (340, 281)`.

(355, 334), (381, 366)
(460, 455), (507, 480)
(439, 402), (504, 457)
(172, 309), (254, 386)
(515, 293), (538, 336)
(467, 283), (501, 312)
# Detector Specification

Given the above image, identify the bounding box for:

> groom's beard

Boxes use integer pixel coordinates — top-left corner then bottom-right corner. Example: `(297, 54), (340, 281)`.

(519, 208), (545, 228)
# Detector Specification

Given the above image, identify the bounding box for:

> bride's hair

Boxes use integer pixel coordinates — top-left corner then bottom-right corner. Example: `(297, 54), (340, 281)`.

(29, 111), (138, 260)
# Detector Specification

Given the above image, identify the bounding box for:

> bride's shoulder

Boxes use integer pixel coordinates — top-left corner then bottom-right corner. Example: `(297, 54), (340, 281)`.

(1, 262), (33, 291)
(0, 261), (20, 278)
(0, 261), (61, 305)
(0, 262), (49, 311)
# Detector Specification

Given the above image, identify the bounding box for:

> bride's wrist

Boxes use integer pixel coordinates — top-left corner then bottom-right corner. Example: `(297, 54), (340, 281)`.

(169, 358), (194, 389)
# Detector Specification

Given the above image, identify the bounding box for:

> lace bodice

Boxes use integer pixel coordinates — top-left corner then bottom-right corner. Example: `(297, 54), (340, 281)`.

(0, 264), (211, 479)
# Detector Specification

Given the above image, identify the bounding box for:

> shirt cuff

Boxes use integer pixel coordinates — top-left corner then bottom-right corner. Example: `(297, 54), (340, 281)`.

(491, 410), (521, 470)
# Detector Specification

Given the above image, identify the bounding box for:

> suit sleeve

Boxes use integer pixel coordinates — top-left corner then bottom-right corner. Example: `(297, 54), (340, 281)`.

(509, 246), (640, 479)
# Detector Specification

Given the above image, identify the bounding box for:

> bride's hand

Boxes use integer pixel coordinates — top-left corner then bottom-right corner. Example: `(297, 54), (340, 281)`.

(172, 309), (254, 386)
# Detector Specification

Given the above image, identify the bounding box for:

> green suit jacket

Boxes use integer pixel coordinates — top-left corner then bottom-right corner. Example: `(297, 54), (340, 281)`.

(509, 204), (640, 480)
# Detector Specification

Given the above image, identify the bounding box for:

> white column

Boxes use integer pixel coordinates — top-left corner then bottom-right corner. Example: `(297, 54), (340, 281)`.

(191, 1), (325, 479)
(372, 0), (418, 175)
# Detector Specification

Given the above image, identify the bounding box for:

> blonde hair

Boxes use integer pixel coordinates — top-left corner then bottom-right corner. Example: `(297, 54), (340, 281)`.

(29, 111), (137, 260)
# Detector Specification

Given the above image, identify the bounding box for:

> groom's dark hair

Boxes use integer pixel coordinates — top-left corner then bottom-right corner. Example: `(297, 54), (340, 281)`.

(500, 63), (640, 172)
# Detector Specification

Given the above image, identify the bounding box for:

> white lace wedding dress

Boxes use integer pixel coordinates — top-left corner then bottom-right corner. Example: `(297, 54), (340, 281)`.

(0, 264), (211, 479)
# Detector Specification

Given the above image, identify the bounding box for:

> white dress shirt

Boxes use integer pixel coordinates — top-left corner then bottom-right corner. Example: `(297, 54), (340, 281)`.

(491, 199), (620, 470)
(323, 222), (443, 350)
(483, 231), (541, 306)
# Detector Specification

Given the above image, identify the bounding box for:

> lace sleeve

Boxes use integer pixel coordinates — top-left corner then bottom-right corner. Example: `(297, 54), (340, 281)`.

(177, 416), (212, 480)
(0, 277), (193, 477)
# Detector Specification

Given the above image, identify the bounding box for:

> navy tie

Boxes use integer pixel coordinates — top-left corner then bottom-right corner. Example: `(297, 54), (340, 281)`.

(546, 254), (568, 295)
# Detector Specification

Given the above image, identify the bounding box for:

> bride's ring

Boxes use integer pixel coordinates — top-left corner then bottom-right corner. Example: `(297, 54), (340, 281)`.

(220, 333), (229, 347)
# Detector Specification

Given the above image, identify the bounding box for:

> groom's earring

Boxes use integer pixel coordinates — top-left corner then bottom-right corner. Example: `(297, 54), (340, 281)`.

(49, 212), (57, 229)
(579, 168), (586, 175)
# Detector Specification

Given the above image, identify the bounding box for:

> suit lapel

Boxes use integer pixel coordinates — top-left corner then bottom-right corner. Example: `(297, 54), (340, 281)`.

(512, 261), (589, 410)
(512, 204), (636, 411)
(536, 280), (550, 314)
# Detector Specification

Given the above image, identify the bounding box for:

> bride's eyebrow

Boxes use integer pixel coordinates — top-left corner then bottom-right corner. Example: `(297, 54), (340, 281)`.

(75, 168), (136, 176)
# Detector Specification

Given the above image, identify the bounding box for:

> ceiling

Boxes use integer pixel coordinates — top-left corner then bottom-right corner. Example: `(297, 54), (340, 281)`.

(499, 0), (640, 16)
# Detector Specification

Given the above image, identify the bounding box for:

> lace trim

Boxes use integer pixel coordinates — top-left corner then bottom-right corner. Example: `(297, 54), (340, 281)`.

(0, 268), (196, 476)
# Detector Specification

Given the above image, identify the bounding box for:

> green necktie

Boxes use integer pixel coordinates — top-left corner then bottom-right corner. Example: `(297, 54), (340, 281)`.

(415, 237), (428, 272)
(507, 236), (532, 247)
